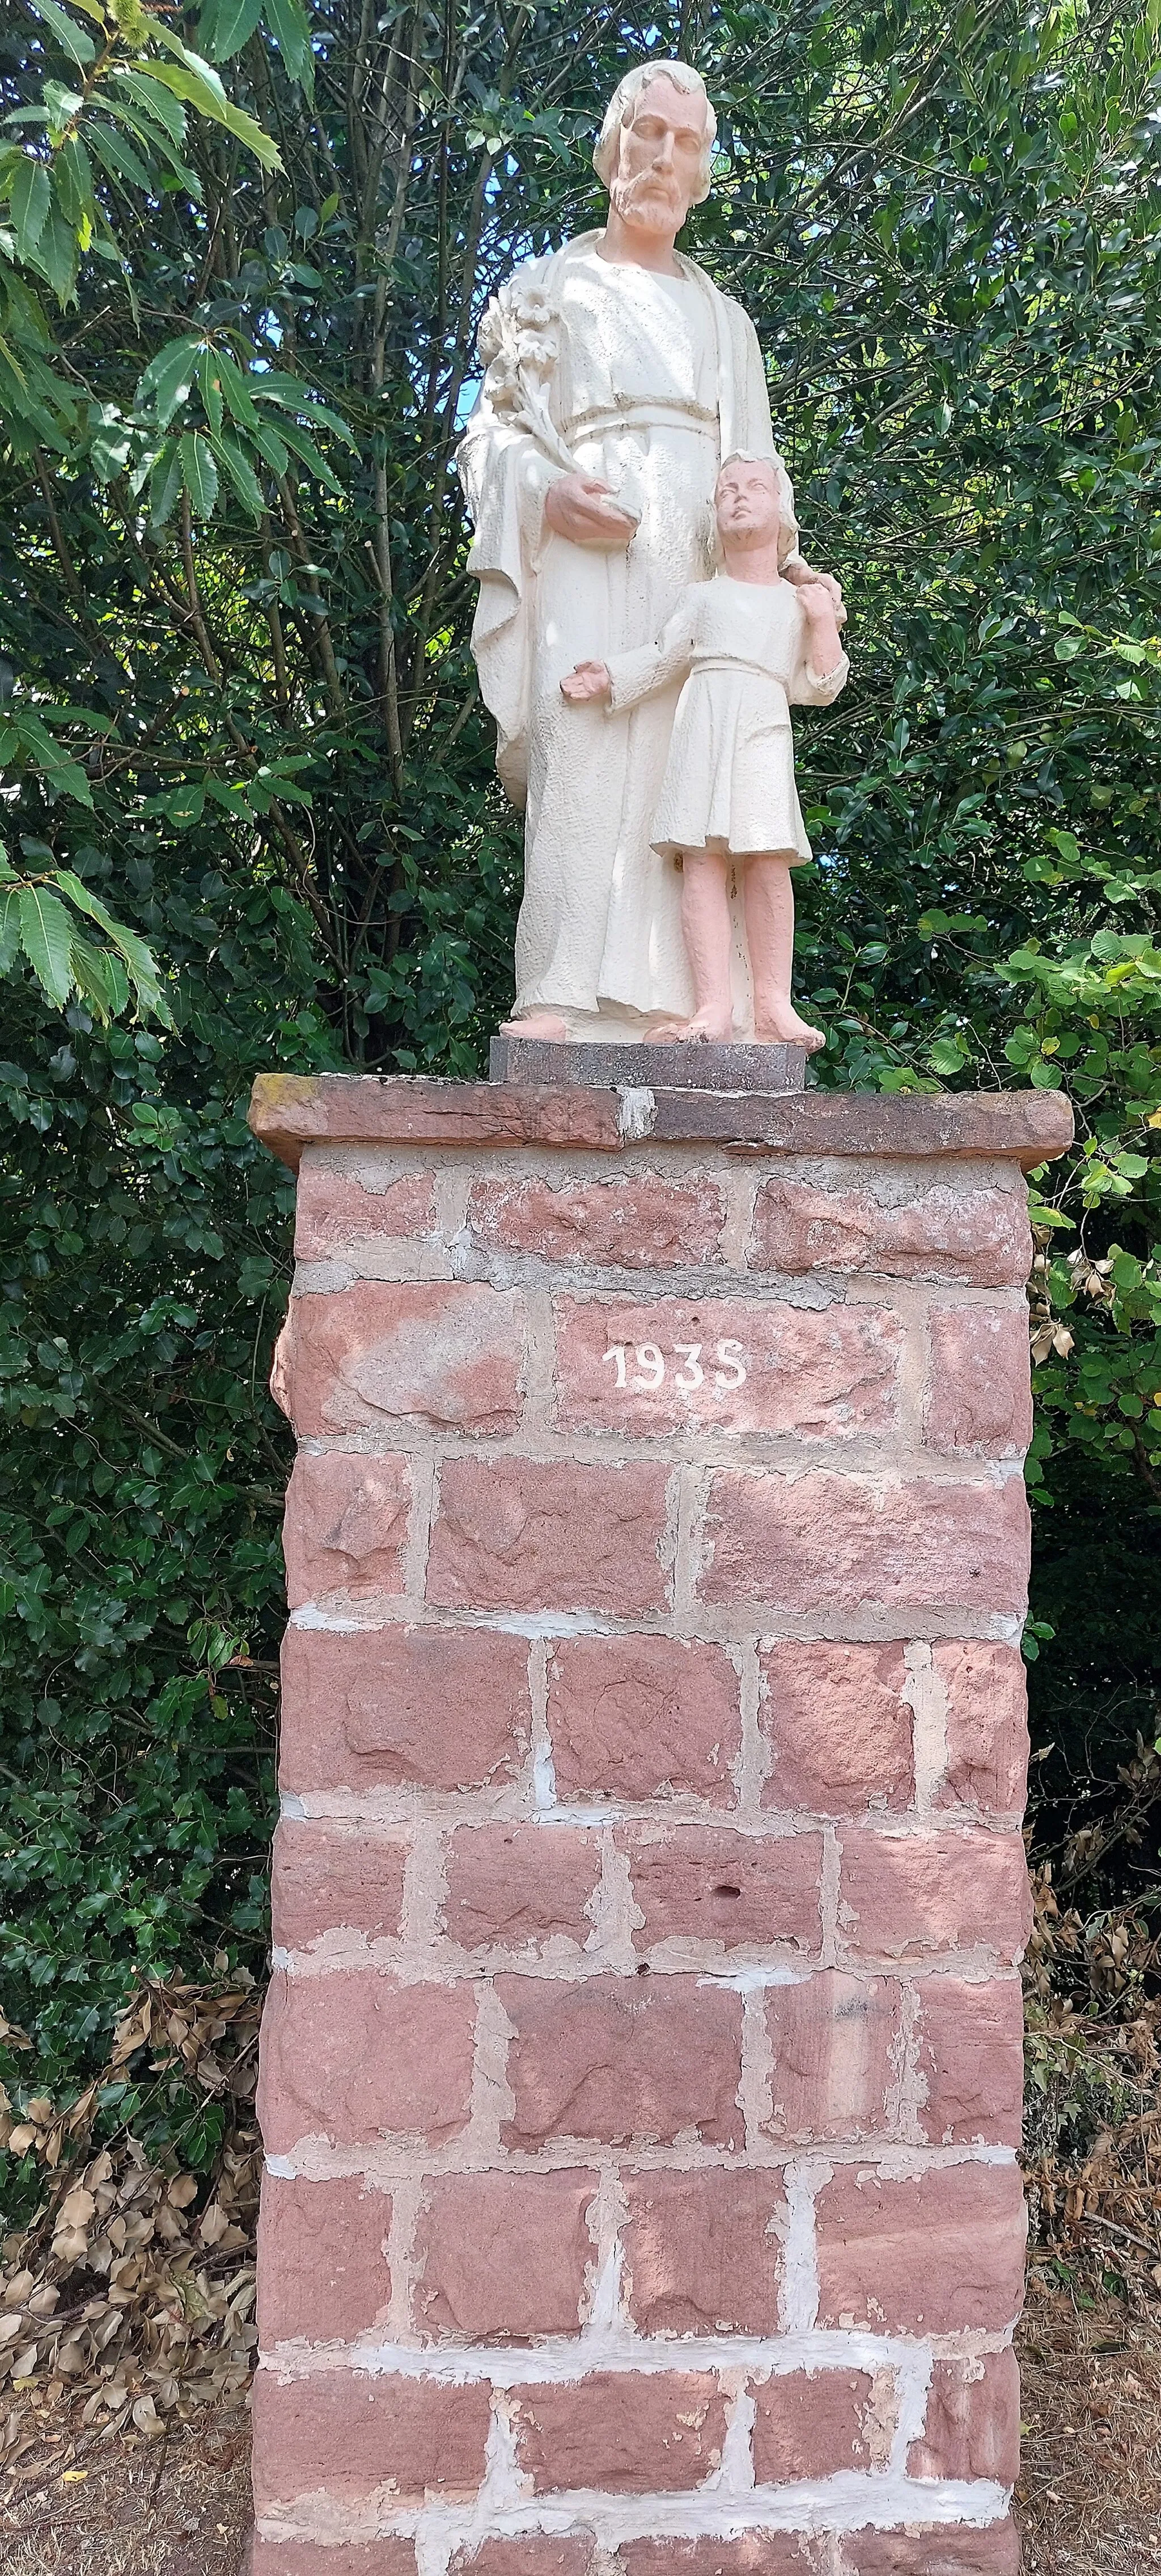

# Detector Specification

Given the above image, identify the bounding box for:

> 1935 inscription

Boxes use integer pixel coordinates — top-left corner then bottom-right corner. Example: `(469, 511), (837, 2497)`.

(601, 1340), (748, 1392)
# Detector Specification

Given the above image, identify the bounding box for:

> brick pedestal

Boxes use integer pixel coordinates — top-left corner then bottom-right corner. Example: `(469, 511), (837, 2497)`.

(248, 1073), (1071, 2576)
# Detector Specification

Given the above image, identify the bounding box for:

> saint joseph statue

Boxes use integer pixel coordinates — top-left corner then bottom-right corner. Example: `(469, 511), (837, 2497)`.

(458, 60), (838, 1043)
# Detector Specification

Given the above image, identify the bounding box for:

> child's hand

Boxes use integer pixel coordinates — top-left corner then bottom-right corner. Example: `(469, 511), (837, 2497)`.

(561, 661), (612, 703)
(798, 579), (842, 623)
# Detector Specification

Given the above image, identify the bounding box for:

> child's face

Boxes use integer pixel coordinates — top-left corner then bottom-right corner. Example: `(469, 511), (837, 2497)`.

(715, 460), (781, 549)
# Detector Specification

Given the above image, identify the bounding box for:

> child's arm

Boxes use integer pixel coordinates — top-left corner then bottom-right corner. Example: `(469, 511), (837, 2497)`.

(561, 600), (697, 713)
(789, 582), (849, 704)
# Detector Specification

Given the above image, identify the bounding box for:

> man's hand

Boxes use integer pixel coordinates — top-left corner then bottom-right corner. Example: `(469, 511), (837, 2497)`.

(544, 473), (637, 547)
(783, 560), (846, 627)
(561, 660), (613, 702)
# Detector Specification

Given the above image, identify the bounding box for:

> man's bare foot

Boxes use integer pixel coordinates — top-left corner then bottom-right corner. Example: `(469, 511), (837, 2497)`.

(754, 1005), (825, 1053)
(499, 1010), (569, 1042)
(679, 1007), (735, 1043)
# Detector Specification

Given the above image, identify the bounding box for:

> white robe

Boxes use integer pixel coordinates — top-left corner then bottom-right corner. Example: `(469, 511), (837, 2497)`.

(457, 235), (802, 1036)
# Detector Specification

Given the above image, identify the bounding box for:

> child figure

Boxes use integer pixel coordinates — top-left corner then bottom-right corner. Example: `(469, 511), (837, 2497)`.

(562, 453), (848, 1049)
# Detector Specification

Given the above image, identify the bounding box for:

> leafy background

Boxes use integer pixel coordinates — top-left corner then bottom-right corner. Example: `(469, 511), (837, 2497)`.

(0, 0), (1158, 2217)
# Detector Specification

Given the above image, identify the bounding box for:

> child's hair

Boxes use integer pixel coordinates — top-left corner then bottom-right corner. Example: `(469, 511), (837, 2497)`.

(709, 451), (799, 568)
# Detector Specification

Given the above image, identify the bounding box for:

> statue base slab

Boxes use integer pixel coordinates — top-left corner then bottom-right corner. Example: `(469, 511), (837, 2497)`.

(489, 1033), (807, 1092)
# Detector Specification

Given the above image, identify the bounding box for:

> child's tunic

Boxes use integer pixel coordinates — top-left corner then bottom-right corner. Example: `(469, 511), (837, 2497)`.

(606, 574), (848, 863)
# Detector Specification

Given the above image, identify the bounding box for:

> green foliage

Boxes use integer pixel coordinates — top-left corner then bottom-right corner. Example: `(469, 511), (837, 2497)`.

(0, 0), (1159, 2181)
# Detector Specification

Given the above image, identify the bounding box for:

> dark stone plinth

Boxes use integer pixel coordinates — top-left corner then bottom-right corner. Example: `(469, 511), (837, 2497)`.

(488, 1035), (807, 1094)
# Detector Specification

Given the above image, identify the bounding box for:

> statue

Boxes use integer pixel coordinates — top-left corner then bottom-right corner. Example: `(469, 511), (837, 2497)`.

(457, 60), (845, 1045)
(561, 454), (849, 1051)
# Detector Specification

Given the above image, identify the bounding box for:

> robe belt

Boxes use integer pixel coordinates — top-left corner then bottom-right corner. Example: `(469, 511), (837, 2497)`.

(565, 401), (719, 440)
(690, 655), (793, 687)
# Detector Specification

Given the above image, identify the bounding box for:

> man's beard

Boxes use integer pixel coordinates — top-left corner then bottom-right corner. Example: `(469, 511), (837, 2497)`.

(609, 167), (688, 234)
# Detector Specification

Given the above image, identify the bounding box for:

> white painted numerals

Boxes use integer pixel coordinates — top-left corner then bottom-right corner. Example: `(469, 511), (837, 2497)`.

(601, 1338), (747, 1391)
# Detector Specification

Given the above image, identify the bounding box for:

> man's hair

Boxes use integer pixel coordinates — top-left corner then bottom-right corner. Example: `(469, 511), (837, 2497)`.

(592, 60), (717, 202)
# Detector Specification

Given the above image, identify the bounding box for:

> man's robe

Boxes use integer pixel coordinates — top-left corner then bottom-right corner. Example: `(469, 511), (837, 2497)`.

(457, 232), (800, 1035)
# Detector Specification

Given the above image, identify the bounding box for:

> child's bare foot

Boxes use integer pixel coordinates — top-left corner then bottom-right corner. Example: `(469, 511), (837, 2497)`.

(681, 1006), (735, 1043)
(753, 1003), (825, 1053)
(499, 1010), (569, 1041)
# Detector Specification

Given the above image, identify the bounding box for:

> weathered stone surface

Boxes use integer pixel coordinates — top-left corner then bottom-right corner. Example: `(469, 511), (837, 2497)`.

(815, 2163), (1027, 2334)
(283, 1449), (411, 1608)
(295, 1163), (436, 1258)
(547, 1635), (740, 1804)
(618, 2547), (817, 2576)
(925, 1304), (1033, 1456)
(838, 1826), (1032, 1963)
(749, 1174), (1032, 1286)
(270, 1819), (407, 1951)
(697, 1470), (1031, 1615)
(908, 2350), (1021, 2485)
(413, 2171), (596, 2341)
(751, 2369), (879, 2482)
(934, 1640), (1029, 1814)
(251, 2369), (491, 2505)
(913, 1976), (1026, 2146)
(256, 2173), (391, 2345)
(249, 2543), (418, 2575)
(256, 1969), (476, 2153)
(499, 1977), (744, 2150)
(427, 1458), (671, 1614)
(467, 1172), (727, 1269)
(509, 2373), (726, 2493)
(449, 2546), (595, 2576)
(279, 1624), (532, 1794)
(763, 1972), (901, 2145)
(620, 2171), (785, 2335)
(760, 1642), (913, 1815)
(837, 2524), (1021, 2574)
(617, 1824), (823, 1954)
(553, 1297), (902, 1439)
(442, 1823), (601, 1953)
(274, 1280), (524, 1436)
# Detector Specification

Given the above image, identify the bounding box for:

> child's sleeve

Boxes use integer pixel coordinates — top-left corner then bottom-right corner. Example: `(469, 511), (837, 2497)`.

(787, 594), (850, 706)
(605, 595), (697, 714)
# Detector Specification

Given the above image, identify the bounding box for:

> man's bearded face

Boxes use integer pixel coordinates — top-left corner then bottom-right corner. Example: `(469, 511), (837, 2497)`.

(609, 77), (707, 238)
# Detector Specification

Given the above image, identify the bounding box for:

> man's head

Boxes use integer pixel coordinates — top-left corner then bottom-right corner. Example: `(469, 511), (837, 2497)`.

(715, 454), (796, 562)
(594, 61), (715, 242)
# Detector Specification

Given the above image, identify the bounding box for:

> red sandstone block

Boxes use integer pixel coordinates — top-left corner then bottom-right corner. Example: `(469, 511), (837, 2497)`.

(914, 1976), (1025, 2147)
(815, 2162), (1027, 2333)
(428, 1459), (671, 1615)
(250, 2544), (418, 2575)
(838, 2524), (1020, 2574)
(925, 1305), (1033, 1457)
(283, 1450), (410, 1609)
(838, 1827), (1032, 1963)
(548, 1636), (740, 1804)
(553, 1297), (902, 1439)
(752, 2367), (876, 2482)
(500, 1976), (744, 2150)
(270, 1819), (406, 1951)
(251, 2367), (490, 2506)
(413, 2170), (596, 2341)
(764, 1972), (901, 2145)
(450, 2547), (595, 2576)
(760, 1642), (913, 1815)
(279, 1625), (532, 1794)
(620, 2547), (819, 2576)
(274, 1281), (524, 1437)
(295, 1161), (435, 1259)
(909, 2349), (1021, 2485)
(256, 1968), (476, 2153)
(467, 1172), (727, 1269)
(509, 2372), (725, 2493)
(621, 2170), (785, 2334)
(934, 1642), (1029, 1815)
(256, 2172), (391, 2345)
(697, 1472), (1030, 1616)
(618, 1825), (823, 1955)
(749, 1175), (1031, 1287)
(442, 1823), (601, 1952)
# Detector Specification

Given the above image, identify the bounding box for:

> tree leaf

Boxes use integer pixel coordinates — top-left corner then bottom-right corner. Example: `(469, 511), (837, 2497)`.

(137, 55), (283, 171)
(179, 430), (218, 518)
(69, 932), (129, 1022)
(31, 0), (96, 68)
(10, 158), (52, 260)
(0, 888), (20, 972)
(262, 0), (314, 96)
(199, 0), (264, 63)
(18, 885), (74, 1006)
(136, 334), (202, 430)
(210, 427), (263, 517)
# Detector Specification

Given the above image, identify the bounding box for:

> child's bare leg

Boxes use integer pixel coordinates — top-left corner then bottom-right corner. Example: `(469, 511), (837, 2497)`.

(676, 846), (735, 1040)
(743, 857), (824, 1052)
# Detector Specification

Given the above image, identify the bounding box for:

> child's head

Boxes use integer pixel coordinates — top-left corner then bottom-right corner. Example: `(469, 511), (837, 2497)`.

(714, 453), (798, 565)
